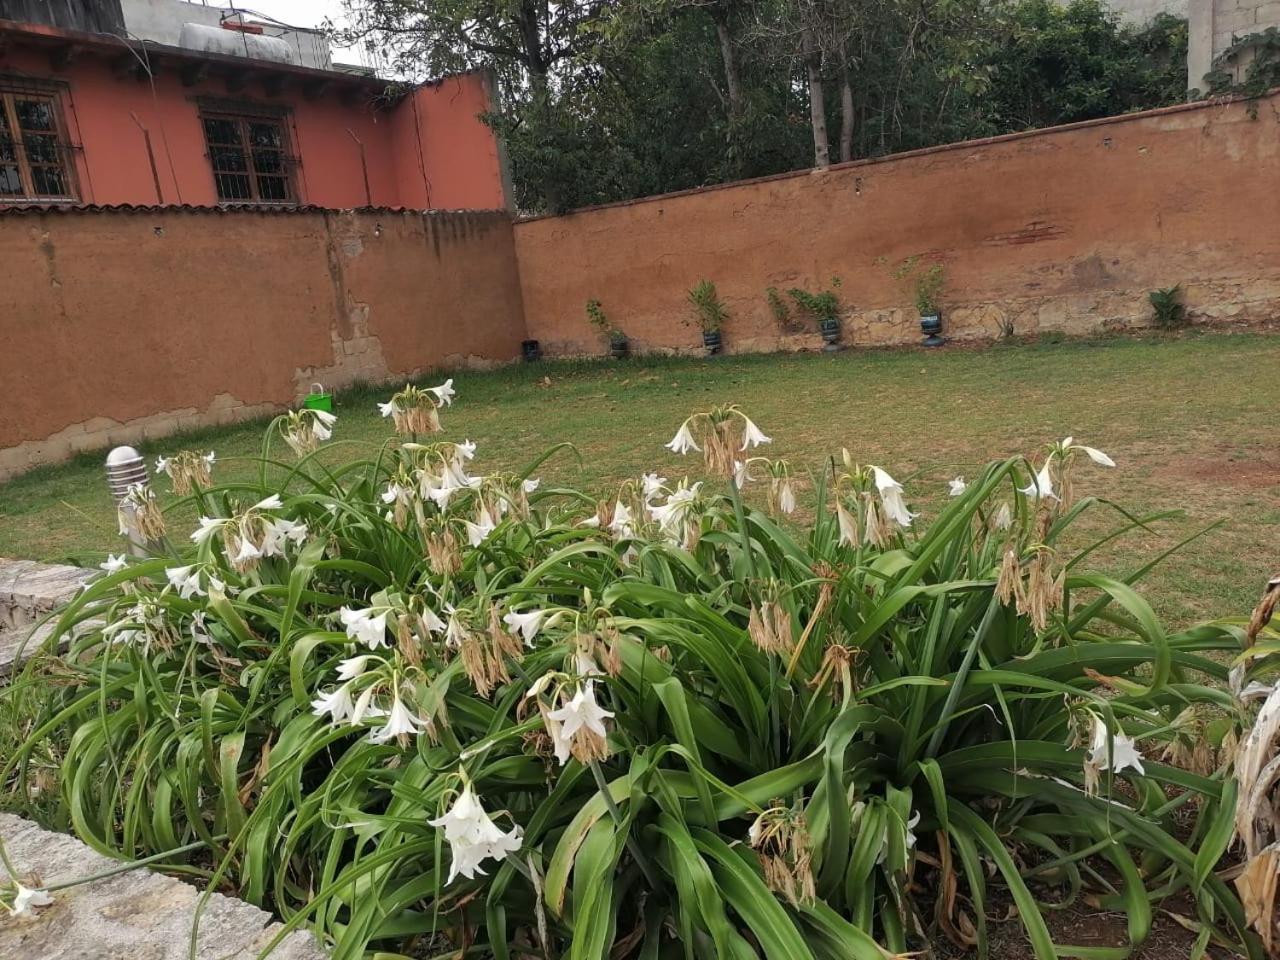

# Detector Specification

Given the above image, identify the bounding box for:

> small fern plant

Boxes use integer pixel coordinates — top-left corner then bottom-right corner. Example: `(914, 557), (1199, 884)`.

(1149, 285), (1186, 329)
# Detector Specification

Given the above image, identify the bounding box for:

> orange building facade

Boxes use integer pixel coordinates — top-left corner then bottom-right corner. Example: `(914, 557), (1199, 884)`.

(0, 19), (510, 210)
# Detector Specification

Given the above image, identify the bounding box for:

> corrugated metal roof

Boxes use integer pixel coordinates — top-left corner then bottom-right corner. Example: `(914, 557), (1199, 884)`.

(0, 203), (510, 217)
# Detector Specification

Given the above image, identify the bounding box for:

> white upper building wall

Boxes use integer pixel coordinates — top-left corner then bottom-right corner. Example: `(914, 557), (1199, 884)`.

(1102, 0), (1188, 24)
(119, 0), (332, 70)
(1188, 0), (1280, 90)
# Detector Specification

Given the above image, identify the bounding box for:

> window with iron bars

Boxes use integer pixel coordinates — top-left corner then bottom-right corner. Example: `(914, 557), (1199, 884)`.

(0, 86), (78, 202)
(200, 110), (297, 204)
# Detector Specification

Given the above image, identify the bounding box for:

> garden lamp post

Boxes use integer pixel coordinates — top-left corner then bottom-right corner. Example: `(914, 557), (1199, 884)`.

(106, 446), (149, 557)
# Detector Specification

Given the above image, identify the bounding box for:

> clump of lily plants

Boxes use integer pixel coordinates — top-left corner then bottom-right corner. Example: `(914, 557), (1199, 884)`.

(0, 383), (1265, 959)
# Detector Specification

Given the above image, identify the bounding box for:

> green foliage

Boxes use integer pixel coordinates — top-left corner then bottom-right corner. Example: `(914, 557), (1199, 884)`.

(766, 287), (791, 328)
(983, 1), (1188, 129)
(688, 279), (728, 333)
(0, 400), (1261, 959)
(1150, 284), (1187, 329)
(787, 281), (842, 327)
(1205, 27), (1280, 102)
(587, 299), (625, 341)
(894, 258), (946, 316)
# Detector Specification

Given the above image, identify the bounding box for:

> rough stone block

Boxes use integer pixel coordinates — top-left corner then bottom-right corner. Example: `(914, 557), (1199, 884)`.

(0, 813), (326, 959)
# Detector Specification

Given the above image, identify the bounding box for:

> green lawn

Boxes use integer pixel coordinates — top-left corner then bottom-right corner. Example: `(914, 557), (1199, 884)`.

(2, 331), (1277, 626)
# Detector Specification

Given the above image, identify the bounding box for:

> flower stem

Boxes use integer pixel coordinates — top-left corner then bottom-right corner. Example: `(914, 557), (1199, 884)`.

(1, 833), (224, 894)
(588, 760), (660, 889)
(728, 481), (759, 582)
(0, 836), (19, 881)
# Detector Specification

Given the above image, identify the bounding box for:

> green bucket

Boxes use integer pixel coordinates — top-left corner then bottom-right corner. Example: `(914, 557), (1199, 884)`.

(303, 382), (333, 414)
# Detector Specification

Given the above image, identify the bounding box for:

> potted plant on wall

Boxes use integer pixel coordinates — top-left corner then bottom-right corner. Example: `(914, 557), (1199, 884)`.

(586, 299), (629, 359)
(788, 278), (844, 351)
(688, 280), (727, 356)
(896, 257), (947, 347)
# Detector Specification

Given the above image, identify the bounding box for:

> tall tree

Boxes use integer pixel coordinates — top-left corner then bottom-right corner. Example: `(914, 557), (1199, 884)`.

(338, 1), (612, 89)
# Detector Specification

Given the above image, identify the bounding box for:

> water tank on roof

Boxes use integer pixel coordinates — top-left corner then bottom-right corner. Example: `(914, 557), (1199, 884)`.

(178, 22), (298, 66)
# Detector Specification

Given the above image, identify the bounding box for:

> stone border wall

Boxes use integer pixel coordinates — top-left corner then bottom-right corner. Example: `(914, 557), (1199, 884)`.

(0, 813), (325, 958)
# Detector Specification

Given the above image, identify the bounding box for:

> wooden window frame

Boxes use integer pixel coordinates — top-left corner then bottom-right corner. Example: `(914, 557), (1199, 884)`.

(0, 82), (79, 204)
(197, 103), (298, 206)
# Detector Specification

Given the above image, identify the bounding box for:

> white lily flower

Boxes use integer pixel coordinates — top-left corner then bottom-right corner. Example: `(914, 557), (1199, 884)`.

(665, 421), (700, 455)
(1088, 714), (1145, 776)
(455, 439), (477, 461)
(1064, 438), (1115, 467)
(428, 784), (522, 884)
(429, 378), (456, 406)
(905, 810), (921, 850)
(232, 538), (262, 566)
(648, 483), (701, 543)
(165, 565), (206, 600)
(340, 606), (390, 649)
(503, 609), (549, 647)
(522, 478), (541, 494)
(419, 606), (447, 635)
(1020, 460), (1058, 501)
(100, 554), (128, 574)
(368, 694), (427, 743)
(253, 494), (284, 511)
(578, 515), (602, 529)
(777, 478), (797, 514)
(574, 651), (604, 677)
(204, 451), (216, 467)
(836, 502), (858, 547)
(191, 516), (224, 544)
(738, 415), (772, 451)
(378, 400), (399, 418)
(349, 684), (384, 725)
(190, 610), (212, 645)
(382, 483), (409, 505)
(8, 883), (53, 916)
(464, 506), (498, 547)
(546, 682), (614, 766)
(993, 502), (1014, 530)
(155, 455), (170, 474)
(948, 477), (967, 497)
(732, 461), (751, 489)
(608, 500), (634, 538)
(524, 671), (557, 702)
(641, 473), (667, 501)
(337, 654), (378, 681)
(427, 378), (458, 407)
(311, 683), (355, 724)
(871, 467), (916, 528)
(264, 518), (309, 555)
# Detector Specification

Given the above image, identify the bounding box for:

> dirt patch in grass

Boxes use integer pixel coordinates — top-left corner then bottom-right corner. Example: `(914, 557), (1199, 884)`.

(1159, 452), (1280, 491)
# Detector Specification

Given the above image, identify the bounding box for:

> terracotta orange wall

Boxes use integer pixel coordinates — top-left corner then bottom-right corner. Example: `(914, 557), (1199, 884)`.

(0, 48), (505, 209)
(390, 71), (509, 211)
(514, 92), (1280, 356)
(0, 208), (526, 477)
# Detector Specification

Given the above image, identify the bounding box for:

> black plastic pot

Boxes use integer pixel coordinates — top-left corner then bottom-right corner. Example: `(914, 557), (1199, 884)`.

(702, 329), (722, 356)
(818, 317), (842, 352)
(522, 339), (541, 362)
(920, 314), (944, 348)
(609, 334), (630, 360)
